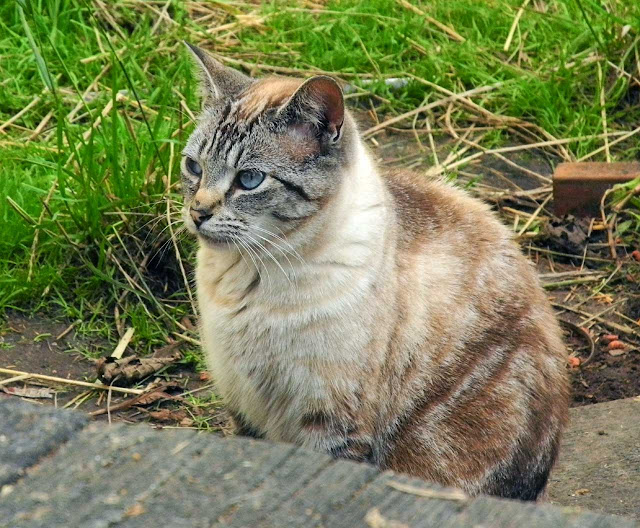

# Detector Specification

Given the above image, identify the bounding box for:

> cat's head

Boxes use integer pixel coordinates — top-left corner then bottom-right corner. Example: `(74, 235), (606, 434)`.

(181, 43), (355, 250)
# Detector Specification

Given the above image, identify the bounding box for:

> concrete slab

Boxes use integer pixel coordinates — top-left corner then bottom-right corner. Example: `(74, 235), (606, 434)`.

(0, 399), (636, 528)
(549, 396), (640, 519)
(0, 398), (87, 487)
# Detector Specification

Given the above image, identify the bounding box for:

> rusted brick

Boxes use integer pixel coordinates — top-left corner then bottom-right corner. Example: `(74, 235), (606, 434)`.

(553, 162), (640, 217)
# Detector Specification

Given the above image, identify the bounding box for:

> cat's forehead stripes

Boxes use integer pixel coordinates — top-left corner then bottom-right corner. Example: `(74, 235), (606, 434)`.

(201, 77), (304, 163)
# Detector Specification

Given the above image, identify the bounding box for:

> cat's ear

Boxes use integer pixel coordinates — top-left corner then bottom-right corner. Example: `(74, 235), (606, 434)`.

(184, 42), (251, 103)
(278, 76), (345, 143)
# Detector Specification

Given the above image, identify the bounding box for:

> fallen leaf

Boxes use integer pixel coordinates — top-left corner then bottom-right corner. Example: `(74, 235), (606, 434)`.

(135, 390), (177, 406)
(2, 386), (54, 399)
(198, 372), (211, 382)
(602, 334), (619, 343)
(574, 488), (590, 496)
(97, 352), (182, 385)
(89, 386), (183, 417)
(631, 250), (640, 262)
(152, 341), (183, 358)
(567, 356), (581, 368)
(545, 217), (590, 255)
(148, 409), (188, 423)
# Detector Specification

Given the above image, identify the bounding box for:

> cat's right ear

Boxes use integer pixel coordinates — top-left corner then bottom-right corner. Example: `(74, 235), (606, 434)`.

(278, 76), (345, 144)
(184, 42), (251, 104)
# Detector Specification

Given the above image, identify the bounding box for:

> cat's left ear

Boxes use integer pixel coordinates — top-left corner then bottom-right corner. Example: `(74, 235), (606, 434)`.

(184, 42), (251, 103)
(278, 76), (345, 143)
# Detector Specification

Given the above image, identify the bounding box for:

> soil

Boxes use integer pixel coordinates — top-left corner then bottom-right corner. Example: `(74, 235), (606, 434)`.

(569, 342), (640, 406)
(0, 313), (227, 430)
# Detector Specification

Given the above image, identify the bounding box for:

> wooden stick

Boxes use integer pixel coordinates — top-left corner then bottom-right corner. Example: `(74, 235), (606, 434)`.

(387, 481), (468, 502)
(172, 332), (201, 346)
(0, 368), (144, 395)
(552, 303), (637, 337)
(0, 374), (31, 386)
(111, 327), (135, 359)
(517, 194), (552, 237)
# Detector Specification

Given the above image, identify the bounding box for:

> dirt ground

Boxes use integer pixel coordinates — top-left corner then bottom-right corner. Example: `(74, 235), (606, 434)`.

(0, 313), (227, 430)
(2, 125), (639, 427)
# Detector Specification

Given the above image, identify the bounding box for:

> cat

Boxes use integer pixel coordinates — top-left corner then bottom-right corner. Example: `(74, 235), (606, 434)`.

(181, 43), (569, 501)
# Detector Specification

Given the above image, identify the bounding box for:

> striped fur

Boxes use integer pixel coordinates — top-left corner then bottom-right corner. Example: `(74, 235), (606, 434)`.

(181, 45), (569, 501)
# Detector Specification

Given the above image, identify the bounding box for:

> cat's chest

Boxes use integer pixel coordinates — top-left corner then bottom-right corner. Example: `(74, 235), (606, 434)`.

(197, 263), (375, 440)
(200, 298), (338, 440)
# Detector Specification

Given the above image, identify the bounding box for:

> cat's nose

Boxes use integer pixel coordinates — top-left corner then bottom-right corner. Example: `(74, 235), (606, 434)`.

(190, 207), (213, 228)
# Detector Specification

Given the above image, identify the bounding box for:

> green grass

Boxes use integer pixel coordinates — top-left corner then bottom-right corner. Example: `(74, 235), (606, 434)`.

(1, 0), (639, 356)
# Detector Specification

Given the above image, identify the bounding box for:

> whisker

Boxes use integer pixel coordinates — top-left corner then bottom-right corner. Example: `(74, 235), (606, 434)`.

(245, 232), (292, 285)
(230, 237), (252, 276)
(248, 230), (296, 281)
(241, 235), (271, 287)
(251, 225), (305, 264)
(233, 235), (263, 286)
(261, 220), (306, 264)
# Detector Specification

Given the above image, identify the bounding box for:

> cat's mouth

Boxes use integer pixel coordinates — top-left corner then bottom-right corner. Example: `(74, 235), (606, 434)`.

(197, 230), (238, 248)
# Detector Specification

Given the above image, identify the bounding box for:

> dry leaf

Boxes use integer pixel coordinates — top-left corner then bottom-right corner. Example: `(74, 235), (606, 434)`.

(152, 341), (183, 358)
(97, 352), (182, 385)
(3, 386), (54, 399)
(632, 250), (640, 262)
(135, 390), (177, 406)
(602, 334), (619, 343)
(545, 217), (590, 254)
(594, 293), (614, 305)
(148, 409), (188, 423)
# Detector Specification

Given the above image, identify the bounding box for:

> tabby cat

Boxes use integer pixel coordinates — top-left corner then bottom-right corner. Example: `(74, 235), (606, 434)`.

(181, 43), (569, 501)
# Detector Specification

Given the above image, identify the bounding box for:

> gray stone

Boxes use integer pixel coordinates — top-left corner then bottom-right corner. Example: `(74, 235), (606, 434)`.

(548, 396), (640, 519)
(0, 398), (87, 487)
(0, 398), (638, 527)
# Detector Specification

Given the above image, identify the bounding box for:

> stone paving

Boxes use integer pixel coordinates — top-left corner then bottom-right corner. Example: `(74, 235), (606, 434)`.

(548, 396), (640, 519)
(0, 398), (638, 527)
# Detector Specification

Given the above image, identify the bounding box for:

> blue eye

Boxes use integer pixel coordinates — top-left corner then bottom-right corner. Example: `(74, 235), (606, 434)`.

(186, 157), (202, 177)
(237, 169), (265, 190)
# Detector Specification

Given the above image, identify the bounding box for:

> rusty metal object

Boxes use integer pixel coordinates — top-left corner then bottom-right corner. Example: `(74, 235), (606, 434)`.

(553, 162), (640, 217)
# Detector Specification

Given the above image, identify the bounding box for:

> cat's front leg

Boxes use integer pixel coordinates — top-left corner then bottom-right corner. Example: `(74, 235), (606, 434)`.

(298, 411), (374, 464)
